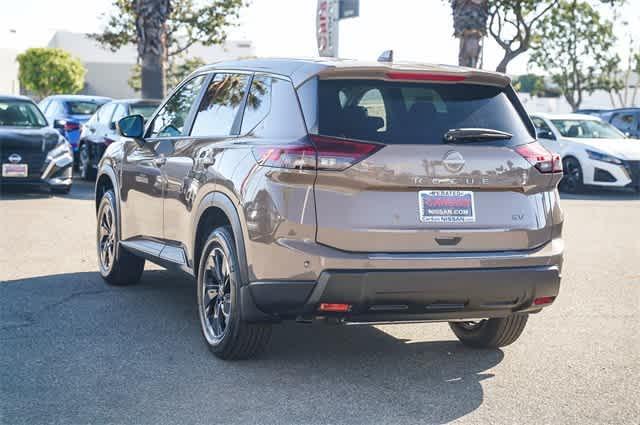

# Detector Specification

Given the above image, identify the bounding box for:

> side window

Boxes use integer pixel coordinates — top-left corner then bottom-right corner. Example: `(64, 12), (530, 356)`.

(611, 113), (638, 132)
(190, 73), (250, 137)
(38, 99), (51, 114)
(357, 89), (387, 131)
(532, 117), (555, 139)
(148, 74), (207, 138)
(111, 103), (128, 124)
(46, 100), (61, 117)
(97, 103), (116, 124)
(244, 77), (307, 139)
(297, 77), (318, 132)
(240, 75), (272, 134)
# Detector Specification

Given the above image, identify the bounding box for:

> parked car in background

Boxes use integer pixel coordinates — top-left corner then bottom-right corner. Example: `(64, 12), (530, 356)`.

(598, 108), (640, 139)
(95, 58), (564, 360)
(0, 95), (73, 193)
(78, 99), (160, 180)
(38, 95), (111, 159)
(531, 113), (640, 192)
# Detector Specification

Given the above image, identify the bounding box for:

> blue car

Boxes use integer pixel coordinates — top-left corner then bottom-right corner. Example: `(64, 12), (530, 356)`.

(38, 95), (111, 155)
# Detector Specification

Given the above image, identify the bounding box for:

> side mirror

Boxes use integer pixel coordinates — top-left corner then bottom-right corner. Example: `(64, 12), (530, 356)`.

(536, 129), (555, 140)
(118, 115), (144, 141)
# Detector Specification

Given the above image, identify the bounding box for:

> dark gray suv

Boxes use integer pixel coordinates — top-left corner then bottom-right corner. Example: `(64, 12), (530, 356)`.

(95, 58), (564, 359)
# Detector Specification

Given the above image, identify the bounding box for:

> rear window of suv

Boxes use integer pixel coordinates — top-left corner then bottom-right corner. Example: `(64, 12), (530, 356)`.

(314, 79), (532, 145)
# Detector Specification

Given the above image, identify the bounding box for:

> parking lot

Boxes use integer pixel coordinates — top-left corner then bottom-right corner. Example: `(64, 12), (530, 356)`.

(1, 180), (639, 425)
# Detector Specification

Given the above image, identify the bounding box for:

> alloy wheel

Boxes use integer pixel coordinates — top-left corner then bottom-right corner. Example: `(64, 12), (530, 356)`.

(98, 203), (116, 273)
(560, 158), (582, 193)
(201, 247), (232, 342)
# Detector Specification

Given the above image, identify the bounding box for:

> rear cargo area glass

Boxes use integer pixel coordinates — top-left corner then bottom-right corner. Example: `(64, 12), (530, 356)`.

(317, 79), (531, 145)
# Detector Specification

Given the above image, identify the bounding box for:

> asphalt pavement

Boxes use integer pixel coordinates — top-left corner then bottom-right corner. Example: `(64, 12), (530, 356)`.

(1, 180), (639, 425)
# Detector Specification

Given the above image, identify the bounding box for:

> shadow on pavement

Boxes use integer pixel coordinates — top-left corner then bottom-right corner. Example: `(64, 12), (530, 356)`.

(1, 270), (503, 425)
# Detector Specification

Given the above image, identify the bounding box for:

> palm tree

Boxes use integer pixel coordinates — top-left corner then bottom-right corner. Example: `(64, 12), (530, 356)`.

(134, 0), (172, 98)
(450, 0), (489, 68)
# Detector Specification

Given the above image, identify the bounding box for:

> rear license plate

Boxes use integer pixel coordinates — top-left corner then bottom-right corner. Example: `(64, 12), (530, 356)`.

(419, 190), (475, 223)
(2, 163), (28, 178)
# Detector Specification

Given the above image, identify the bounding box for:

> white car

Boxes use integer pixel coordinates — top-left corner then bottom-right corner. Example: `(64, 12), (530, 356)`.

(531, 113), (640, 192)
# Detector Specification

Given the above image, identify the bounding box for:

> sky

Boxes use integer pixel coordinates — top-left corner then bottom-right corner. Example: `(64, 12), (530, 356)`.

(0, 0), (638, 75)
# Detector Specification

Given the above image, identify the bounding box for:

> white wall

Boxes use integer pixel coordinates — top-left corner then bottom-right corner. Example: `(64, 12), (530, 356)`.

(0, 49), (20, 95)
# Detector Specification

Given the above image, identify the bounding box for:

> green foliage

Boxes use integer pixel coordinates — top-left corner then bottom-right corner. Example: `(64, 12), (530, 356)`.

(513, 74), (545, 95)
(129, 56), (206, 92)
(488, 0), (558, 73)
(92, 0), (245, 58)
(16, 48), (86, 98)
(529, 0), (618, 111)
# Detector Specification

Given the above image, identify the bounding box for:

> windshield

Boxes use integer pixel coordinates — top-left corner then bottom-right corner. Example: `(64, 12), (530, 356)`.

(0, 100), (48, 128)
(65, 101), (107, 115)
(550, 119), (625, 139)
(316, 79), (531, 145)
(130, 104), (159, 119)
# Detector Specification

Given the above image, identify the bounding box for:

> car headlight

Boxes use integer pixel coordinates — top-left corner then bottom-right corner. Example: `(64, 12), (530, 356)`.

(47, 138), (73, 162)
(586, 149), (623, 165)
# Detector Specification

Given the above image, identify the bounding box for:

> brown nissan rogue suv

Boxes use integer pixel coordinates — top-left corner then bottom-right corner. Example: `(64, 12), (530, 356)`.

(95, 58), (564, 359)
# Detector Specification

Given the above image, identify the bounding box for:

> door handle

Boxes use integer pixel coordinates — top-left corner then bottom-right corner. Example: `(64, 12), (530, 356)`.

(435, 236), (462, 246)
(153, 157), (166, 166)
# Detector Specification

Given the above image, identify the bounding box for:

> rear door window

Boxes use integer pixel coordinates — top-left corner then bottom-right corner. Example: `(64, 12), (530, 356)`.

(611, 112), (638, 133)
(147, 74), (207, 138)
(317, 79), (531, 145)
(240, 75), (271, 134)
(190, 73), (250, 137)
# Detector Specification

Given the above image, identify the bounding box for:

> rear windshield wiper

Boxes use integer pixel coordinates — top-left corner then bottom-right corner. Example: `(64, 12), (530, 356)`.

(443, 128), (513, 143)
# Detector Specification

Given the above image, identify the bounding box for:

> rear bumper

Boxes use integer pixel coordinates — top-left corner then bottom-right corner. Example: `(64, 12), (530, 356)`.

(243, 264), (561, 323)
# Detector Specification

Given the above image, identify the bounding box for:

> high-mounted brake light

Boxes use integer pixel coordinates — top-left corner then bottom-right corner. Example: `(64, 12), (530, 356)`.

(514, 142), (562, 174)
(386, 72), (467, 82)
(251, 135), (383, 171)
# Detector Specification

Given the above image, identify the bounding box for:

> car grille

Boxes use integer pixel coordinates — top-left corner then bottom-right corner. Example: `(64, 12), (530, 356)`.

(2, 150), (47, 178)
(623, 161), (640, 188)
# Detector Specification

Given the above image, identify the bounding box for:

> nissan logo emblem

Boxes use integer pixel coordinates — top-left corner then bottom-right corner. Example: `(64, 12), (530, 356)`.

(442, 151), (465, 173)
(8, 153), (22, 164)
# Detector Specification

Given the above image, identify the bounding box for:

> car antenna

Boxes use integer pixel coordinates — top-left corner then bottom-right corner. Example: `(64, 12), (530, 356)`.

(378, 50), (393, 63)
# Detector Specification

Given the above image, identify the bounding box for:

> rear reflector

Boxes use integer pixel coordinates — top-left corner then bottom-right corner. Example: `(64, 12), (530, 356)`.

(387, 72), (467, 82)
(318, 303), (351, 313)
(534, 296), (556, 305)
(514, 142), (562, 174)
(252, 136), (382, 171)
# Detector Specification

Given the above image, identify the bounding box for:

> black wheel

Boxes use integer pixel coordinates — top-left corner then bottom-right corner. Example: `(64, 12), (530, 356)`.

(97, 190), (144, 286)
(559, 157), (583, 193)
(79, 144), (96, 181)
(449, 314), (529, 348)
(197, 226), (271, 360)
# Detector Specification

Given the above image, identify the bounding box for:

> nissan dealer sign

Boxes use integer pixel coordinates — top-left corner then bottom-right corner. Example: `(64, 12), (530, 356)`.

(316, 0), (339, 57)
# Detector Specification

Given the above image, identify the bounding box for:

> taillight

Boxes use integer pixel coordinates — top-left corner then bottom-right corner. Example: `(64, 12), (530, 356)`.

(251, 135), (383, 171)
(514, 142), (562, 174)
(63, 121), (80, 132)
(310, 135), (382, 171)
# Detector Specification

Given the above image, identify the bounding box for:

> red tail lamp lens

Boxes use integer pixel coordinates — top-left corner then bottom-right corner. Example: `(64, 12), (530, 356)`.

(251, 136), (382, 171)
(318, 303), (351, 313)
(534, 296), (556, 305)
(514, 142), (562, 174)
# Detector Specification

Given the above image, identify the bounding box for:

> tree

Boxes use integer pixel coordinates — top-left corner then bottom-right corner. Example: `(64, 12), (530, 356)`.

(450, 0), (489, 68)
(16, 48), (86, 99)
(129, 56), (206, 93)
(488, 0), (558, 73)
(93, 0), (245, 98)
(513, 74), (545, 96)
(529, 0), (618, 111)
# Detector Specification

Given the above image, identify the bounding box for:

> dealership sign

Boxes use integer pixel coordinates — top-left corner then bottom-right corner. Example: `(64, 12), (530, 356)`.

(316, 0), (339, 57)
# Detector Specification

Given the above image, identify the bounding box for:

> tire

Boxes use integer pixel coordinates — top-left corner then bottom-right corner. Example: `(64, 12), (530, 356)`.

(559, 157), (584, 193)
(449, 314), (529, 348)
(79, 144), (96, 181)
(97, 190), (144, 286)
(51, 186), (71, 195)
(197, 226), (271, 360)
